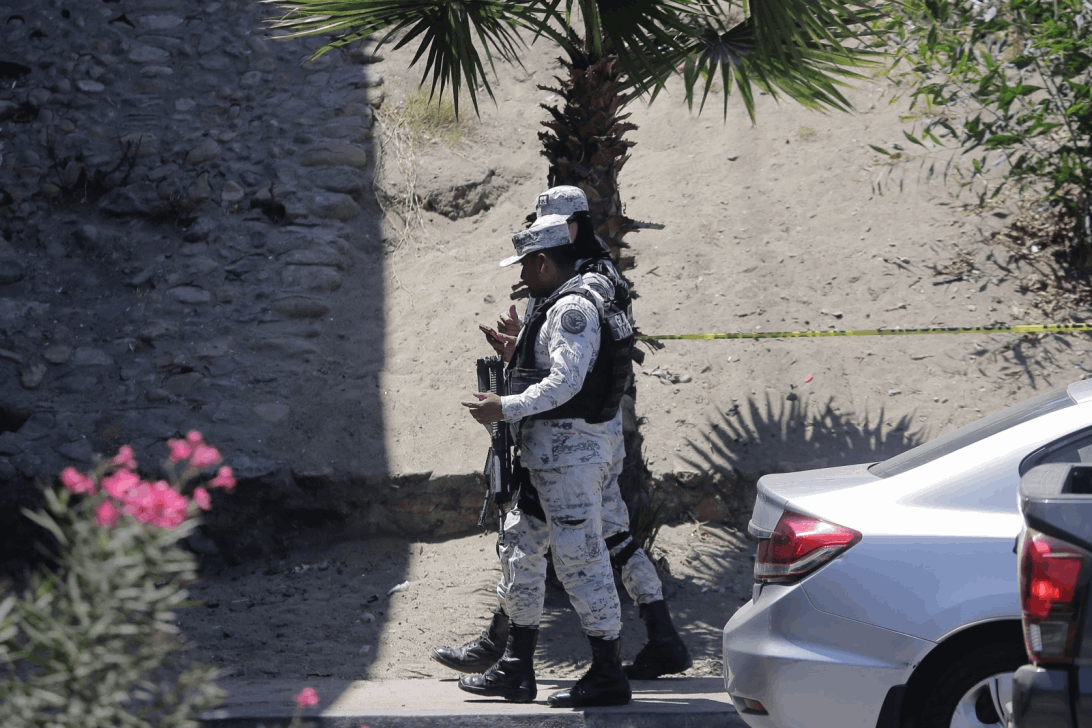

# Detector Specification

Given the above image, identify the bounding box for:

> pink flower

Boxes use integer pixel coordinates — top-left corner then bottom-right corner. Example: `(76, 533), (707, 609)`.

(208, 466), (236, 491)
(102, 469), (141, 500)
(95, 500), (119, 527)
(193, 486), (211, 511)
(122, 482), (155, 524)
(294, 687), (319, 709)
(189, 443), (222, 470)
(123, 481), (188, 528)
(151, 481), (189, 528)
(167, 438), (193, 464)
(111, 444), (137, 471)
(61, 467), (96, 495)
(186, 430), (204, 445)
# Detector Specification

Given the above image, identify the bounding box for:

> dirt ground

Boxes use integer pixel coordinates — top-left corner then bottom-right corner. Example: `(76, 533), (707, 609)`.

(176, 33), (1092, 686)
(176, 522), (750, 682)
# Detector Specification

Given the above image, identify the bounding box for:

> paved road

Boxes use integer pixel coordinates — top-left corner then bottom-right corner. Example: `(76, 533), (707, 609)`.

(199, 676), (748, 728)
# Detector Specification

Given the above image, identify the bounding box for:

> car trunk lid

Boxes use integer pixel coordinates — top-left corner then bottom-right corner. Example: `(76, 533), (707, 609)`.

(748, 463), (881, 539)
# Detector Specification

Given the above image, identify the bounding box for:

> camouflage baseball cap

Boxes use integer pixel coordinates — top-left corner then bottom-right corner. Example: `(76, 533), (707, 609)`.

(535, 185), (588, 218)
(500, 214), (571, 267)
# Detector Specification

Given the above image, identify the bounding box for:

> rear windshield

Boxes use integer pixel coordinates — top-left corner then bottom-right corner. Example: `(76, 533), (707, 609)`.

(868, 386), (1075, 478)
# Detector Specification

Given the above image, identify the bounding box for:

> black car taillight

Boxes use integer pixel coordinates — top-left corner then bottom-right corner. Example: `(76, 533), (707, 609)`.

(1019, 528), (1089, 664)
(754, 510), (862, 583)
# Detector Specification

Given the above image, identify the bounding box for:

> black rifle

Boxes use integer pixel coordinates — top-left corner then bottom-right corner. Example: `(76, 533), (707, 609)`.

(476, 356), (512, 532)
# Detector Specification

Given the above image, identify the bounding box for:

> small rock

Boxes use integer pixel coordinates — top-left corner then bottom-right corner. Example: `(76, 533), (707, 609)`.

(194, 338), (235, 359)
(183, 216), (218, 242)
(145, 388), (170, 402)
(280, 245), (348, 269)
(57, 439), (94, 463)
(253, 403), (290, 423)
(72, 347), (114, 366)
(163, 372), (203, 395)
(129, 45), (171, 64)
(0, 259), (26, 284)
(299, 143), (369, 168)
(188, 173), (211, 201)
(186, 139), (222, 166)
(271, 297), (331, 319)
(221, 180), (245, 203)
(138, 14), (184, 30)
(20, 363), (46, 390)
(168, 286), (212, 304)
(0, 432), (24, 456)
(279, 265), (342, 292)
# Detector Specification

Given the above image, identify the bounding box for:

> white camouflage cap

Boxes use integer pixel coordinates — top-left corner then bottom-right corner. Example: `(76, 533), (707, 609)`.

(535, 185), (588, 218)
(500, 214), (571, 267)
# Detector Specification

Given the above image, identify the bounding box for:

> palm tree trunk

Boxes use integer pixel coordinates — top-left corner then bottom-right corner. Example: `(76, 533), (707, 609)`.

(538, 50), (639, 271)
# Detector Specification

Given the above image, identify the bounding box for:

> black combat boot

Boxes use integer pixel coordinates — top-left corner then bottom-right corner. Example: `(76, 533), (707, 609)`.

(547, 635), (631, 708)
(432, 610), (508, 674)
(623, 599), (693, 680)
(458, 624), (538, 703)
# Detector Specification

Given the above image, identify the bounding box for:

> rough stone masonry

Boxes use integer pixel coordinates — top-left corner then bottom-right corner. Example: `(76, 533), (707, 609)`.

(0, 0), (745, 577)
(0, 0), (497, 572)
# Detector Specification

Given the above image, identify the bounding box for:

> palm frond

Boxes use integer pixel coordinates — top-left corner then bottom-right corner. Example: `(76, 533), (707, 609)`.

(263, 0), (563, 116)
(593, 0), (702, 96)
(677, 3), (885, 120)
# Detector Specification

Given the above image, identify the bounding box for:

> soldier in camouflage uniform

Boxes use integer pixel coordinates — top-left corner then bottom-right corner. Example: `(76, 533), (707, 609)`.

(459, 214), (631, 707)
(434, 188), (690, 690)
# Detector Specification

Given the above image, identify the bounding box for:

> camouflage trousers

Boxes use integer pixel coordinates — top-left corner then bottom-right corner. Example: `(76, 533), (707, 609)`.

(600, 455), (664, 606)
(498, 462), (622, 638)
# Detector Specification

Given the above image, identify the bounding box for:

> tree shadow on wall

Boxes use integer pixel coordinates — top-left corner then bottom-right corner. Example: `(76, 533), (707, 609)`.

(677, 394), (928, 528)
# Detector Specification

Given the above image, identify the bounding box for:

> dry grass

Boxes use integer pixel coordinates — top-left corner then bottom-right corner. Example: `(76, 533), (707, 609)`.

(399, 86), (469, 148)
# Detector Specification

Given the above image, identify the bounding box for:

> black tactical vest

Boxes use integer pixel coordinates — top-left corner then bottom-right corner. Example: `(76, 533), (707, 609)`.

(506, 275), (634, 424)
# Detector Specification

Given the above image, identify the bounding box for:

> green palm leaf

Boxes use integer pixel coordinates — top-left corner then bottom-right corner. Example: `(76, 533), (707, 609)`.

(265, 0), (885, 119)
(265, 0), (563, 116)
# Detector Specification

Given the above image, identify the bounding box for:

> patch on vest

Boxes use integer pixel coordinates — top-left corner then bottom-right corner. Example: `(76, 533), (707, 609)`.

(561, 309), (588, 334)
(586, 279), (611, 299)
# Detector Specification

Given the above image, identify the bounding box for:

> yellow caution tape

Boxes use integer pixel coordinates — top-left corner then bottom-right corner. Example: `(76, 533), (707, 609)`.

(638, 323), (1092, 341)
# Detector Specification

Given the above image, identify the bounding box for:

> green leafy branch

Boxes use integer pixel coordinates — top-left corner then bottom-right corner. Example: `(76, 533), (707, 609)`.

(873, 0), (1092, 253)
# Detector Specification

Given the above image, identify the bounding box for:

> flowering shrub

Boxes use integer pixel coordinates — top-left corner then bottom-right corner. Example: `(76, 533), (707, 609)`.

(0, 433), (236, 728)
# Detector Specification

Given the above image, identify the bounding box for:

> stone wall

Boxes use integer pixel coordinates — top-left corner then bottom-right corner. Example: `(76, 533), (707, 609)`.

(0, 0), (398, 569)
(0, 0), (749, 572)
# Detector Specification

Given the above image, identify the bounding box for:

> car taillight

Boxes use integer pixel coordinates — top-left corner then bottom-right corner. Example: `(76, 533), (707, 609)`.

(754, 510), (862, 583)
(1019, 528), (1088, 664)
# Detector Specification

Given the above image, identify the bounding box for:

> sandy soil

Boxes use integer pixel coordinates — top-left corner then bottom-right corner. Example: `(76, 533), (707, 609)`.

(177, 522), (750, 682)
(176, 33), (1091, 687)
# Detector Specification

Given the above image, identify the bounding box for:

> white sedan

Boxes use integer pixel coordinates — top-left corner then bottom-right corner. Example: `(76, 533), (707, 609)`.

(723, 378), (1092, 728)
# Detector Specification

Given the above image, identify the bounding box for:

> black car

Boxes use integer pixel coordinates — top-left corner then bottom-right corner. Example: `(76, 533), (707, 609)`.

(1012, 462), (1092, 728)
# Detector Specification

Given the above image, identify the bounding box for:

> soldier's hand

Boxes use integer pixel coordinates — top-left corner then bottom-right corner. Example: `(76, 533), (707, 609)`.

(498, 304), (521, 336)
(479, 325), (516, 362)
(461, 391), (503, 425)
